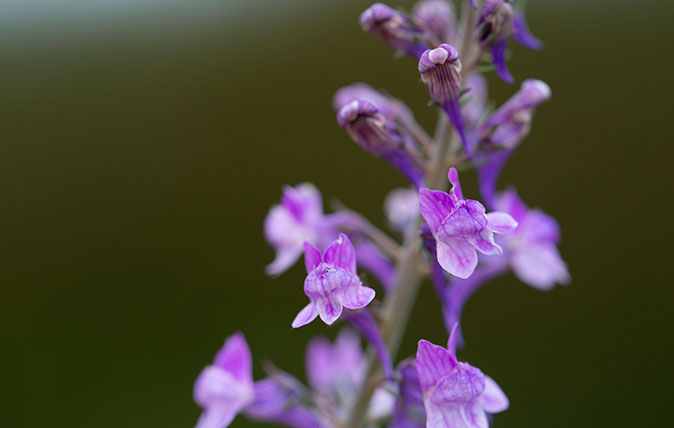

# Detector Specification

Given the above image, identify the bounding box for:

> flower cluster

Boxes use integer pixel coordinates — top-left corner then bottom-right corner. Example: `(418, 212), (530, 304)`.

(194, 1), (568, 427)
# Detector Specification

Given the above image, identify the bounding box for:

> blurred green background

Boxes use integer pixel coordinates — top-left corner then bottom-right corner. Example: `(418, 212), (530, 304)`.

(1, 0), (672, 426)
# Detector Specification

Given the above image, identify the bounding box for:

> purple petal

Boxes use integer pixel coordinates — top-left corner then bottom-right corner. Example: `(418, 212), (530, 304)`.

(448, 167), (463, 201)
(245, 378), (324, 428)
(442, 98), (470, 156)
(429, 364), (485, 405)
(343, 285), (376, 309)
(493, 188), (528, 223)
(344, 309), (394, 380)
(291, 302), (318, 328)
(438, 201), (486, 239)
(419, 188), (457, 235)
(511, 243), (570, 290)
(323, 233), (357, 274)
(480, 376), (509, 413)
(305, 329), (366, 394)
(486, 212), (518, 233)
(447, 323), (459, 357)
(513, 12), (543, 50)
(195, 404), (241, 428)
(213, 333), (253, 385)
(304, 337), (334, 393)
(491, 39), (514, 84)
(437, 238), (479, 279)
(315, 295), (343, 325)
(416, 340), (457, 392)
(519, 209), (561, 244)
(477, 150), (512, 210)
(281, 183), (323, 223)
(303, 242), (322, 274)
(472, 228), (502, 256)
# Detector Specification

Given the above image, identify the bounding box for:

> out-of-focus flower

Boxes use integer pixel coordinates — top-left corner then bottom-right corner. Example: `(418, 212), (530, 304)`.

(293, 234), (376, 327)
(385, 187), (420, 235)
(477, 79), (551, 207)
(419, 168), (517, 279)
(493, 188), (570, 289)
(338, 99), (425, 187)
(360, 3), (429, 58)
(416, 326), (509, 428)
(412, 0), (457, 44)
(194, 333), (254, 428)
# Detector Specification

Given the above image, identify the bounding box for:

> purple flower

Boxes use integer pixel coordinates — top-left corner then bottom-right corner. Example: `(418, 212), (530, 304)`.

(194, 333), (254, 428)
(306, 329), (395, 420)
(391, 360), (426, 428)
(419, 168), (517, 279)
(416, 326), (509, 428)
(493, 189), (570, 289)
(360, 3), (429, 59)
(412, 0), (457, 44)
(477, 0), (516, 83)
(477, 79), (551, 207)
(338, 99), (425, 187)
(264, 183), (333, 276)
(292, 234), (376, 327)
(333, 82), (412, 123)
(419, 44), (470, 154)
(385, 187), (420, 235)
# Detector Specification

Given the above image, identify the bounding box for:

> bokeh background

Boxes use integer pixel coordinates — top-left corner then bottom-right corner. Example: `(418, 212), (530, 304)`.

(1, 0), (672, 426)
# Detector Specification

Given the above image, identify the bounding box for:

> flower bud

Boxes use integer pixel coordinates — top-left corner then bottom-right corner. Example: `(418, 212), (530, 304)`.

(332, 82), (412, 123)
(337, 100), (424, 187)
(418, 44), (470, 154)
(477, 0), (515, 83)
(412, 0), (456, 44)
(360, 3), (428, 58)
(483, 78), (550, 148)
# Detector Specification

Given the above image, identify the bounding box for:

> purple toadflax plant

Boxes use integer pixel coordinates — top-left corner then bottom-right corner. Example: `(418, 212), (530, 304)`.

(194, 1), (568, 427)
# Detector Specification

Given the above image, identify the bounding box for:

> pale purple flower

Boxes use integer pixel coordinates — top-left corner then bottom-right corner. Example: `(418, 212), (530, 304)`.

(416, 326), (509, 428)
(477, 0), (515, 83)
(333, 83), (412, 123)
(360, 3), (429, 58)
(412, 0), (456, 44)
(493, 189), (570, 289)
(477, 79), (551, 207)
(337, 99), (425, 187)
(306, 329), (395, 420)
(419, 168), (517, 279)
(264, 183), (333, 276)
(385, 187), (420, 235)
(292, 234), (376, 327)
(419, 44), (470, 154)
(194, 333), (254, 428)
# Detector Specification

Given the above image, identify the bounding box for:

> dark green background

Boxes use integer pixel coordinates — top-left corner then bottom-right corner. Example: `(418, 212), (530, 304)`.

(1, 0), (672, 426)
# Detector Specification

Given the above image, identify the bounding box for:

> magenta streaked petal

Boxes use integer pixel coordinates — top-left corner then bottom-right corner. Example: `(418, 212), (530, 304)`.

(323, 233), (357, 274)
(291, 302), (319, 328)
(303, 242), (322, 274)
(429, 364), (485, 405)
(419, 188), (457, 235)
(316, 295), (343, 325)
(480, 376), (509, 413)
(213, 333), (253, 385)
(472, 228), (502, 256)
(437, 238), (478, 279)
(416, 340), (457, 391)
(265, 245), (303, 277)
(438, 202), (486, 239)
(520, 209), (561, 244)
(281, 183), (323, 223)
(511, 243), (570, 290)
(486, 212), (518, 233)
(493, 188), (528, 223)
(343, 285), (376, 309)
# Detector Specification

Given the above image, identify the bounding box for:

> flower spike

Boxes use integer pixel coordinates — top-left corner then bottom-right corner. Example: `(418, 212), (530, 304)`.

(419, 44), (471, 155)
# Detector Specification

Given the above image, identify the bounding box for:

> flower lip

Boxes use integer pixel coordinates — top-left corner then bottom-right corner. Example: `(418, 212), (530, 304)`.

(418, 44), (460, 72)
(359, 3), (397, 30)
(337, 99), (379, 127)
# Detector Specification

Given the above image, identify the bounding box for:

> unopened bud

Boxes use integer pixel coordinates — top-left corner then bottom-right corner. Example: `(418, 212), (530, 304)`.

(360, 3), (428, 59)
